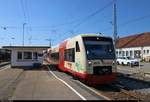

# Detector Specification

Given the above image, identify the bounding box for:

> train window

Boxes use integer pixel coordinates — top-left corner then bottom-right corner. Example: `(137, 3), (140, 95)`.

(76, 41), (80, 52)
(64, 48), (75, 62)
(17, 52), (22, 60)
(147, 50), (149, 54)
(64, 50), (68, 61)
(51, 52), (59, 61)
(24, 52), (32, 59)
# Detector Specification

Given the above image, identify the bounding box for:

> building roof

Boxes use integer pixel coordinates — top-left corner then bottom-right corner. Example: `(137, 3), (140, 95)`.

(116, 32), (150, 48)
(2, 46), (50, 50)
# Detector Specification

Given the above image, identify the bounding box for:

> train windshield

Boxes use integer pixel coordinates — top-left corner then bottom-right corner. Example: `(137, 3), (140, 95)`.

(83, 37), (115, 60)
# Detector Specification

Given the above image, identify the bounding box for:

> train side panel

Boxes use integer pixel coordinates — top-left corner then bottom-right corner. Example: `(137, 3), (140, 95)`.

(63, 36), (87, 78)
(74, 36), (87, 78)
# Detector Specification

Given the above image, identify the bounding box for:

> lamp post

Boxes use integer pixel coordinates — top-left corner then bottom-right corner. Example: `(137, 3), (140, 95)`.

(113, 0), (118, 70)
(23, 23), (27, 46)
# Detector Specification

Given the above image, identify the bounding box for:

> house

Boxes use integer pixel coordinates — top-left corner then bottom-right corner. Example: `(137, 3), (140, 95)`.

(2, 46), (49, 67)
(116, 32), (150, 61)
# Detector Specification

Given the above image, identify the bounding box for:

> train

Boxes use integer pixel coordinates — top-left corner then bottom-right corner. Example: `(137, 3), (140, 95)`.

(46, 34), (117, 85)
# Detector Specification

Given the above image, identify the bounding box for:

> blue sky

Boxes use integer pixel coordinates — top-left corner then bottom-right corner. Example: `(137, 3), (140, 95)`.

(0, 0), (150, 47)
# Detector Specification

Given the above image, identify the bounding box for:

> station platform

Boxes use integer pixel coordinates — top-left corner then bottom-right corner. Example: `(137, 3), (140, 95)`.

(12, 67), (82, 100)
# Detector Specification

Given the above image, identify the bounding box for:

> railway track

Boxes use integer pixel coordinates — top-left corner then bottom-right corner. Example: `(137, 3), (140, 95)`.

(70, 73), (150, 100)
(71, 78), (143, 100)
(90, 75), (150, 100)
(0, 62), (10, 68)
(76, 82), (145, 100)
(108, 83), (142, 100)
(0, 65), (10, 71)
(117, 73), (150, 95)
(35, 64), (150, 100)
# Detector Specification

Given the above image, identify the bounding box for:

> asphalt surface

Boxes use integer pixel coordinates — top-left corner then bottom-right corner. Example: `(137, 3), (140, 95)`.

(1, 61), (150, 100)
(0, 65), (23, 100)
(10, 66), (106, 100)
(47, 65), (106, 100)
(12, 69), (82, 100)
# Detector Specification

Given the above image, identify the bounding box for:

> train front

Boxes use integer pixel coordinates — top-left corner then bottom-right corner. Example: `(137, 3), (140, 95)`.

(83, 36), (117, 85)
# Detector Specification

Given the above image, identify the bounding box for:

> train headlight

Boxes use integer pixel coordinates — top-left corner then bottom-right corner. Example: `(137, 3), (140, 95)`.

(88, 61), (92, 64)
(88, 61), (92, 66)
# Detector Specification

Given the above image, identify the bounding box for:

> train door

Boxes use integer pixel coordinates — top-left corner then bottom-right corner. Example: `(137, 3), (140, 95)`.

(58, 41), (67, 71)
(59, 47), (65, 71)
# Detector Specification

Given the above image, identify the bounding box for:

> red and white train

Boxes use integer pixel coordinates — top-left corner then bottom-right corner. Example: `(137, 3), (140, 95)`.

(47, 34), (117, 85)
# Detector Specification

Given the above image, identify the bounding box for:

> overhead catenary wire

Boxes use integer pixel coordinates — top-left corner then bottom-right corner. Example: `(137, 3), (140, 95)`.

(62, 0), (113, 36)
(119, 13), (150, 27)
(72, 0), (113, 30)
(0, 19), (82, 31)
(20, 0), (35, 45)
(24, 0), (30, 23)
(26, 18), (82, 29)
(24, 0), (33, 44)
(102, 13), (150, 32)
(20, 0), (27, 22)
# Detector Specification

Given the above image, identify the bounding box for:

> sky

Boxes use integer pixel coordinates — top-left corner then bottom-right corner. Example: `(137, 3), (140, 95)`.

(0, 0), (150, 47)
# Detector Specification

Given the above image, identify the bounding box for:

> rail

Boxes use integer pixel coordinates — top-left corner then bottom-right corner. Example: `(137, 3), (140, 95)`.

(0, 62), (10, 68)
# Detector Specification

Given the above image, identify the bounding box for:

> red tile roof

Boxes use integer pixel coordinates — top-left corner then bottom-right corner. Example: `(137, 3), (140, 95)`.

(116, 32), (150, 48)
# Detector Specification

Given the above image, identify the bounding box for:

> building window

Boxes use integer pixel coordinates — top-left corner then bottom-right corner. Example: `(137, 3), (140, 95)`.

(33, 52), (38, 60)
(126, 51), (128, 56)
(17, 52), (22, 60)
(144, 50), (145, 54)
(116, 51), (118, 56)
(116, 51), (119, 57)
(119, 51), (121, 56)
(130, 51), (132, 56)
(122, 51), (125, 56)
(24, 52), (32, 59)
(147, 50), (149, 54)
(38, 53), (43, 57)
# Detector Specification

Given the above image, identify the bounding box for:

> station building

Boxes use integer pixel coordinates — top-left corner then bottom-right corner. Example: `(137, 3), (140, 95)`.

(116, 32), (150, 61)
(2, 46), (49, 67)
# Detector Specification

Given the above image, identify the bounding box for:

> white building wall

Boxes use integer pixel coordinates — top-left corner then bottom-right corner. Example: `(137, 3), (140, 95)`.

(11, 49), (44, 67)
(116, 46), (150, 59)
(143, 46), (150, 58)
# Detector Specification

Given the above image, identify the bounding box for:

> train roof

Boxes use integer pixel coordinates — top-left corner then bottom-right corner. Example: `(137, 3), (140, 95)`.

(80, 33), (111, 38)
(71, 33), (111, 39)
(71, 33), (98, 37)
(60, 33), (112, 44)
(73, 33), (111, 39)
